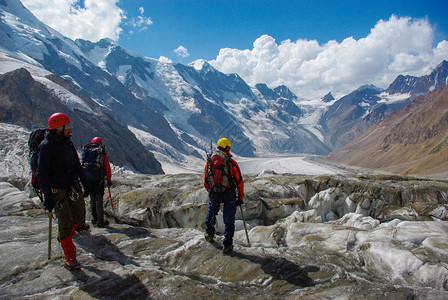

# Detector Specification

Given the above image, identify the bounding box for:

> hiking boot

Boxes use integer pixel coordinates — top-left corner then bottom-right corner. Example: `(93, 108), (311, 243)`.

(64, 259), (80, 270)
(222, 245), (233, 254)
(204, 233), (214, 242)
(97, 220), (110, 227)
(76, 223), (90, 232)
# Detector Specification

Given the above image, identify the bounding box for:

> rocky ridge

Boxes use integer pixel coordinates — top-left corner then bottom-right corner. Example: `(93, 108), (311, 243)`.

(386, 60), (448, 98)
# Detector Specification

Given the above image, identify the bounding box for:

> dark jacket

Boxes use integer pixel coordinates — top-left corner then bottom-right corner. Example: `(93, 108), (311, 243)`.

(37, 130), (87, 202)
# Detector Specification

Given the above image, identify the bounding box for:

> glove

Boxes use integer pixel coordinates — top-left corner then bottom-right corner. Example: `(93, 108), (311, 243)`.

(107, 181), (112, 188)
(43, 195), (55, 212)
(235, 199), (243, 207)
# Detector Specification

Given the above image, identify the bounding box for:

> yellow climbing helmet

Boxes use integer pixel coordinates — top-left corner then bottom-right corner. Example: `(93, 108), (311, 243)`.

(217, 138), (232, 149)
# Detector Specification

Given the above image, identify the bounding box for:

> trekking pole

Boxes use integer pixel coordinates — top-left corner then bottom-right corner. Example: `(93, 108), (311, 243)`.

(108, 186), (114, 209)
(48, 211), (52, 260)
(239, 205), (251, 247)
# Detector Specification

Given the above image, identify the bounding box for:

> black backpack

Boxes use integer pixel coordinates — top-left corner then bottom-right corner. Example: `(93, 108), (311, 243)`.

(206, 150), (232, 193)
(28, 128), (47, 196)
(81, 142), (105, 182)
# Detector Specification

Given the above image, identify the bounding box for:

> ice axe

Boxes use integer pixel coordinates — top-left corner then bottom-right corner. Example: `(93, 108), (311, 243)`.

(239, 205), (251, 247)
(108, 185), (114, 209)
(48, 211), (52, 260)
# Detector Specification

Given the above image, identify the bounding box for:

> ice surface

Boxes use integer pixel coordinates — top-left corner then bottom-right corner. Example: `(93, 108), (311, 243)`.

(1, 165), (448, 298)
(238, 156), (344, 175)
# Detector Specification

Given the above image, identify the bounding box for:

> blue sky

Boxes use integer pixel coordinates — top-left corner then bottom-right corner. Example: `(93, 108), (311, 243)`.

(21, 0), (448, 98)
(117, 0), (448, 62)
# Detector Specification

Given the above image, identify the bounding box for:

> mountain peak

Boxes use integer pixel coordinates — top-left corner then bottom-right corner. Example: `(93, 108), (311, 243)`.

(96, 38), (116, 48)
(322, 92), (335, 103)
(255, 83), (278, 100)
(190, 59), (210, 71)
(386, 61), (448, 97)
(356, 84), (384, 93)
(273, 85), (298, 101)
(436, 60), (448, 69)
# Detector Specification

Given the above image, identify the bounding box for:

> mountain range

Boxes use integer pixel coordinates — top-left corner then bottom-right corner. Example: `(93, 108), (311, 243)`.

(1, 0), (447, 175)
(0, 67), (163, 174)
(328, 85), (448, 177)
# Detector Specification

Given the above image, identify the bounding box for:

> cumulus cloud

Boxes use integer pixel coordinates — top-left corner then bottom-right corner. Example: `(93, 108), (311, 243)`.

(21, 0), (125, 42)
(174, 46), (190, 58)
(158, 56), (173, 63)
(210, 15), (448, 99)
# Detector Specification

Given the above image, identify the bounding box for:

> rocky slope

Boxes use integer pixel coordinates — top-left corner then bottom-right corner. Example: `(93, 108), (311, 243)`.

(328, 85), (448, 178)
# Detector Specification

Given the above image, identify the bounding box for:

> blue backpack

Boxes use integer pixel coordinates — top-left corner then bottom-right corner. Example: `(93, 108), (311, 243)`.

(81, 142), (105, 182)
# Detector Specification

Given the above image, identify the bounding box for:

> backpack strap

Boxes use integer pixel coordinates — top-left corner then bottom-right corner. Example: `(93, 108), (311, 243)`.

(229, 159), (242, 185)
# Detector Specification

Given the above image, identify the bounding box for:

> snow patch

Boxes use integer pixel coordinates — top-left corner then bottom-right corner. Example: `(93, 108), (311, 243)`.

(190, 59), (206, 71)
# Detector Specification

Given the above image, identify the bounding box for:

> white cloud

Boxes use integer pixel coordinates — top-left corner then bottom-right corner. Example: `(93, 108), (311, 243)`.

(158, 56), (173, 63)
(210, 15), (448, 99)
(127, 7), (153, 31)
(174, 46), (190, 58)
(21, 0), (125, 42)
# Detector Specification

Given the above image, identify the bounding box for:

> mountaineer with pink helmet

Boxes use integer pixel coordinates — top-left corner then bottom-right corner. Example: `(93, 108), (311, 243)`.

(81, 136), (112, 227)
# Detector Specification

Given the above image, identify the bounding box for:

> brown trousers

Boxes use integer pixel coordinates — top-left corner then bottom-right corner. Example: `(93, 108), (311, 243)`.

(53, 187), (86, 239)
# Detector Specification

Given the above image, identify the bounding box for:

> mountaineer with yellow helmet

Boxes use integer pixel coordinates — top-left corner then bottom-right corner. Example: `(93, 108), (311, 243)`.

(203, 137), (244, 254)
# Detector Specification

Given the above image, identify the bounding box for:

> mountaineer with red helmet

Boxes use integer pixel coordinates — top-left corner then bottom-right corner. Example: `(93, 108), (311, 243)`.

(81, 136), (112, 227)
(37, 112), (89, 270)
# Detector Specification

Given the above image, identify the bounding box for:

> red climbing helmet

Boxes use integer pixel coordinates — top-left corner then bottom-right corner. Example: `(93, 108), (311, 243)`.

(91, 137), (103, 143)
(48, 112), (71, 130)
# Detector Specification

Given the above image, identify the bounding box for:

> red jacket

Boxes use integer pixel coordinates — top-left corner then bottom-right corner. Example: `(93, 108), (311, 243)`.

(204, 150), (244, 200)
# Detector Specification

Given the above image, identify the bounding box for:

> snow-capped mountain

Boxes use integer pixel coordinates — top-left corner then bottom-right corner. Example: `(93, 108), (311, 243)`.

(0, 67), (163, 175)
(321, 85), (410, 149)
(329, 85), (448, 177)
(1, 0), (447, 173)
(0, 0), (331, 162)
(319, 59), (448, 148)
(386, 60), (448, 97)
(79, 38), (330, 156)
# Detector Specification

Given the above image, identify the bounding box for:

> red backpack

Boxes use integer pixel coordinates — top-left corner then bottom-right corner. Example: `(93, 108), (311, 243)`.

(207, 150), (232, 193)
